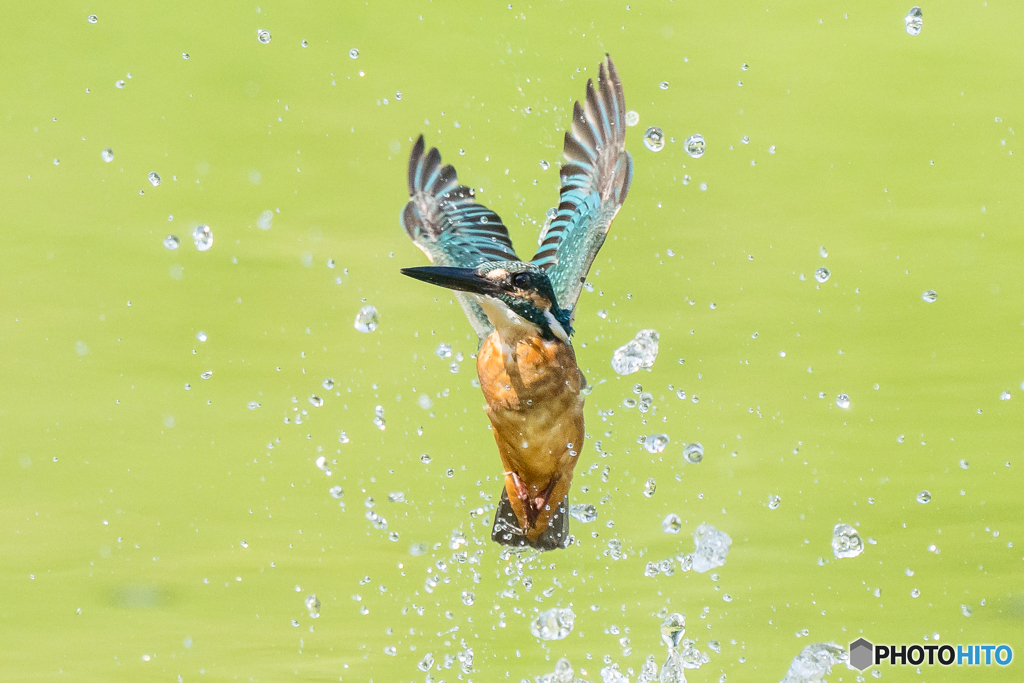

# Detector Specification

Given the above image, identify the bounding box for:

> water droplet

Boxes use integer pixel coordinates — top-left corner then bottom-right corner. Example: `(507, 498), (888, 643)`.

(322, 378), (334, 391)
(960, 459), (969, 469)
(625, 110), (640, 127)
(309, 395), (323, 407)
(676, 388), (687, 400)
(115, 79), (126, 89)
(329, 486), (343, 499)
(338, 431), (350, 444)
(911, 587), (921, 598)
(75, 341), (89, 356)
(182, 53), (190, 60)
(643, 477), (657, 497)
(961, 604), (972, 617)
(644, 433), (670, 454)
(683, 442), (704, 464)
(461, 590), (475, 606)
(163, 235), (179, 250)
(643, 127), (665, 152)
(768, 494), (781, 510)
(611, 329), (659, 375)
(922, 289), (937, 303)
(301, 39), (308, 48)
(660, 613), (686, 649)
(569, 503), (597, 523)
(349, 48), (359, 59)
(395, 91), (402, 100)
(354, 305), (379, 332)
(305, 594), (320, 618)
(659, 81), (669, 90)
(814, 267), (830, 283)
(256, 210), (273, 230)
(684, 134), (705, 158)
(200, 370), (212, 379)
(257, 29), (271, 44)
(373, 404), (386, 430)
(819, 246), (828, 258)
(87, 14), (98, 23)
(916, 490), (931, 504)
(247, 401), (260, 410)
(831, 522), (863, 559)
(101, 148), (114, 162)
(148, 172), (161, 187)
(530, 607), (575, 640)
(420, 453), (431, 464)
(196, 331), (207, 342)
(904, 6), (923, 36)
(192, 224), (213, 251)
(435, 342), (452, 359)
(836, 393), (850, 409)
(662, 513), (682, 534)
(418, 653), (434, 672)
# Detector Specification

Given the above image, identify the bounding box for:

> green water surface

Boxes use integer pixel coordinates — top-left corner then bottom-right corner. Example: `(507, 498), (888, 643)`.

(2, 2), (1022, 681)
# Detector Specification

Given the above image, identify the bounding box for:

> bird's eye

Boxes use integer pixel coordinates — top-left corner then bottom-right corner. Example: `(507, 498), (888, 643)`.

(512, 273), (531, 289)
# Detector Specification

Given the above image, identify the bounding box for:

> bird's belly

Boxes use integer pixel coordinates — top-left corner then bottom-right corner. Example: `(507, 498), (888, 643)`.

(477, 332), (585, 486)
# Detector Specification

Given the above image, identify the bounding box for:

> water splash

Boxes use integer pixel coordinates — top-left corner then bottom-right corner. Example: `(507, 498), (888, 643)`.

(530, 607), (575, 640)
(831, 522), (863, 559)
(691, 524), (732, 572)
(611, 329), (659, 375)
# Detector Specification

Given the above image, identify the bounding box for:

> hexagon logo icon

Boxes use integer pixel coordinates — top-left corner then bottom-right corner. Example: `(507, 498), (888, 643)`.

(849, 638), (874, 671)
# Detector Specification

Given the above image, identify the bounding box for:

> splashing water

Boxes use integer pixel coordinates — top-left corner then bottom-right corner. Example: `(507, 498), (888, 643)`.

(685, 134), (706, 158)
(354, 305), (379, 332)
(163, 235), (179, 250)
(643, 127), (665, 152)
(192, 225), (213, 251)
(779, 642), (847, 683)
(569, 503), (597, 523)
(684, 442), (704, 464)
(304, 594), (320, 618)
(611, 329), (659, 375)
(691, 523), (732, 572)
(645, 433), (670, 454)
(904, 6), (923, 36)
(831, 522), (863, 559)
(256, 210), (273, 230)
(530, 607), (575, 641)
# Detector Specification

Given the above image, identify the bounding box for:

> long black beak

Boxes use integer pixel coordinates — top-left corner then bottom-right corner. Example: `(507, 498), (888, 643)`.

(400, 266), (497, 296)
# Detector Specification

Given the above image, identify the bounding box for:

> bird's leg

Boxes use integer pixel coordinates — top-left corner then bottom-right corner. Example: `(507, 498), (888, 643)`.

(505, 470), (537, 528)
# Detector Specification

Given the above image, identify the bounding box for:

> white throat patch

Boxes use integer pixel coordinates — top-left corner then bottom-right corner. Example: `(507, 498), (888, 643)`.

(475, 295), (539, 341)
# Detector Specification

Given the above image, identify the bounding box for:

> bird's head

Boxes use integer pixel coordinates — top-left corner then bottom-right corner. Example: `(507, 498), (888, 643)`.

(401, 261), (573, 342)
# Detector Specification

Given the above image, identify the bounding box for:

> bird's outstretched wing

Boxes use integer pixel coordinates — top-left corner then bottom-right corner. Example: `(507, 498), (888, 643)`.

(401, 135), (521, 341)
(531, 55), (633, 314)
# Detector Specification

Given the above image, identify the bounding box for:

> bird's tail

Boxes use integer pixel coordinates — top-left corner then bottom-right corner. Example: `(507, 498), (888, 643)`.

(491, 487), (570, 551)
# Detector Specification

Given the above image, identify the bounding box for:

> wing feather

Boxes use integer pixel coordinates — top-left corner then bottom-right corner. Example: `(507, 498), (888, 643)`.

(531, 55), (633, 313)
(400, 136), (521, 342)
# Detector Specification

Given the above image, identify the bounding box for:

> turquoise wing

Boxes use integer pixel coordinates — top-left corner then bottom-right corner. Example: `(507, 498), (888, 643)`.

(531, 55), (633, 313)
(401, 135), (521, 341)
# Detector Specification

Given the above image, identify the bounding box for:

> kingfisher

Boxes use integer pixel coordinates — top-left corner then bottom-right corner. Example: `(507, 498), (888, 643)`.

(400, 55), (632, 550)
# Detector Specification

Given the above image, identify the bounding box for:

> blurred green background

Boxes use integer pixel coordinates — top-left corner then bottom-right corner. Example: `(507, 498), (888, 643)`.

(1, 1), (1021, 681)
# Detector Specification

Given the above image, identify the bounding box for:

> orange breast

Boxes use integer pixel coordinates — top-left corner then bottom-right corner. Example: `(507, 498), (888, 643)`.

(477, 332), (585, 531)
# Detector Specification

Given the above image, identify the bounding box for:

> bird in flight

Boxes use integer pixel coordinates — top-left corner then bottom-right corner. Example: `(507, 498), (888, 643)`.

(400, 55), (632, 550)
